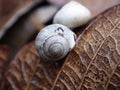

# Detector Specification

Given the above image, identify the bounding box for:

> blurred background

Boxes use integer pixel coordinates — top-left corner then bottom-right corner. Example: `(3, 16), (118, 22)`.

(0, 0), (120, 67)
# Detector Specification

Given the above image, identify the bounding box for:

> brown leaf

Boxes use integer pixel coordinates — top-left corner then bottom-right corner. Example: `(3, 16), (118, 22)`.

(0, 0), (42, 39)
(52, 4), (120, 90)
(0, 45), (10, 65)
(5, 4), (120, 90)
(5, 42), (62, 90)
(0, 45), (10, 80)
(0, 45), (10, 66)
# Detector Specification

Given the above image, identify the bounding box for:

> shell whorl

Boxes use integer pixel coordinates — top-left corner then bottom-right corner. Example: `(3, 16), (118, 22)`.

(35, 24), (76, 61)
(42, 35), (70, 60)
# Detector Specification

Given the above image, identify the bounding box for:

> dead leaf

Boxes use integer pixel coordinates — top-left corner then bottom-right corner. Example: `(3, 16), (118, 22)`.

(0, 45), (10, 65)
(52, 4), (120, 90)
(0, 0), (42, 39)
(0, 45), (10, 80)
(5, 4), (120, 90)
(5, 42), (62, 90)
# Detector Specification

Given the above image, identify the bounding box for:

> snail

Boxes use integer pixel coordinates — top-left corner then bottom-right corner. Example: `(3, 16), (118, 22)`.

(53, 1), (91, 29)
(35, 24), (76, 61)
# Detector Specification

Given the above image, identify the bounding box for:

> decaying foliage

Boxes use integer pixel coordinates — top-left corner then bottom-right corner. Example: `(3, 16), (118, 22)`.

(4, 5), (120, 90)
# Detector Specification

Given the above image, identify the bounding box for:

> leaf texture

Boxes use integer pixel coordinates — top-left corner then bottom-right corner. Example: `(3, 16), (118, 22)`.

(0, 45), (10, 76)
(5, 42), (62, 90)
(0, 45), (10, 86)
(51, 5), (120, 90)
(5, 5), (120, 90)
(0, 45), (10, 68)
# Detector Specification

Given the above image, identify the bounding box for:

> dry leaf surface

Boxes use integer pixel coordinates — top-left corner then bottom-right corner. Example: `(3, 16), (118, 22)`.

(52, 5), (120, 90)
(0, 45), (10, 80)
(5, 4), (120, 90)
(6, 42), (62, 90)
(0, 45), (10, 66)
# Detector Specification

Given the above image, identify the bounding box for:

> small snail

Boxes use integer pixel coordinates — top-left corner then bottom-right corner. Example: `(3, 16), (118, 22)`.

(53, 1), (91, 29)
(35, 24), (76, 61)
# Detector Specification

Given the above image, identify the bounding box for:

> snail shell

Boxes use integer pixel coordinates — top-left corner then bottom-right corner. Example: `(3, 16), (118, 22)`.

(35, 24), (76, 61)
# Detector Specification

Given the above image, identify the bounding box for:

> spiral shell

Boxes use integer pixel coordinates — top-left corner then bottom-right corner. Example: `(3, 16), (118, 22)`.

(35, 24), (76, 61)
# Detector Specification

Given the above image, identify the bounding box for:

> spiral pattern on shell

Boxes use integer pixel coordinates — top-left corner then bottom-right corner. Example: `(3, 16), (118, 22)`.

(35, 24), (76, 61)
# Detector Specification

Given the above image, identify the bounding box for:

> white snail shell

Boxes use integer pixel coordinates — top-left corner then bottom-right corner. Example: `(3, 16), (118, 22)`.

(35, 24), (76, 61)
(53, 1), (91, 29)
